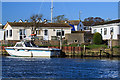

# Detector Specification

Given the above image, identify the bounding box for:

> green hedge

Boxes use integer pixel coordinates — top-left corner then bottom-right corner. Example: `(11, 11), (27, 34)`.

(93, 32), (103, 45)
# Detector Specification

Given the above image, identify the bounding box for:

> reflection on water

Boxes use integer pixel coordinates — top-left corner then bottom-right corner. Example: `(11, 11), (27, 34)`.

(2, 56), (120, 79)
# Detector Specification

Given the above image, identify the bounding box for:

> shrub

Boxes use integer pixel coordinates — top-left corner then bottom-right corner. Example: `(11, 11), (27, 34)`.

(93, 32), (102, 45)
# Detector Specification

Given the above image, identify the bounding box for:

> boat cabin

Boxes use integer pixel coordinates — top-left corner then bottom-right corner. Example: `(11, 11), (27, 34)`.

(14, 41), (37, 47)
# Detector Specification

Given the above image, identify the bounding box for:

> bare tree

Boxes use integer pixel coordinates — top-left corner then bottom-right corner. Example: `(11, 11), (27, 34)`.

(53, 15), (68, 23)
(83, 17), (104, 26)
(29, 14), (43, 34)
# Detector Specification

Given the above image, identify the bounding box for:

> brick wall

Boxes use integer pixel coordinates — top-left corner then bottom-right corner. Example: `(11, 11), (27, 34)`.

(34, 40), (60, 46)
(108, 40), (120, 46)
(1, 40), (60, 46)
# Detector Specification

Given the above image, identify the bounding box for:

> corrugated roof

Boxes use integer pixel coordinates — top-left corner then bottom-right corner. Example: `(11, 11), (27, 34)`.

(7, 22), (72, 28)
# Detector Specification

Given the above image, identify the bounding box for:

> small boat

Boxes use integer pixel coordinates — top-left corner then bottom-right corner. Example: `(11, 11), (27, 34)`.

(5, 40), (61, 57)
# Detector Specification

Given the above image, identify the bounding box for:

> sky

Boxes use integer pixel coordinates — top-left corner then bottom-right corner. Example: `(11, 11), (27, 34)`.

(2, 2), (118, 25)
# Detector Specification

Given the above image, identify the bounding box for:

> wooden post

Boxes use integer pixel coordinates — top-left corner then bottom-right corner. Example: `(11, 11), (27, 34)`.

(100, 49), (102, 57)
(73, 47), (75, 56)
(84, 45), (86, 56)
(60, 28), (63, 50)
(1, 40), (2, 55)
(110, 32), (113, 56)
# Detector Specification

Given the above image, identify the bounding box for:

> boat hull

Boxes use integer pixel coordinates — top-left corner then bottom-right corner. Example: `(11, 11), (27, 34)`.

(5, 48), (61, 57)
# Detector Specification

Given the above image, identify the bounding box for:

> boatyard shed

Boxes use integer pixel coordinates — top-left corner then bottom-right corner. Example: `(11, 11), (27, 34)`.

(65, 31), (93, 45)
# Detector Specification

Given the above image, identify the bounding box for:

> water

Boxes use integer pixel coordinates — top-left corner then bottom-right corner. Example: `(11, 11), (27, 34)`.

(2, 56), (120, 79)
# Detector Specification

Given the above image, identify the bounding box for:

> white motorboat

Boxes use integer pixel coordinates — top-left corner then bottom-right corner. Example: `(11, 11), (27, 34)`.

(5, 41), (61, 57)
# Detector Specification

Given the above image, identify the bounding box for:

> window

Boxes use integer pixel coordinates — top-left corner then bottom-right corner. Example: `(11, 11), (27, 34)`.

(57, 30), (61, 36)
(62, 31), (64, 36)
(23, 29), (25, 35)
(6, 30), (8, 37)
(36, 30), (41, 35)
(20, 29), (22, 35)
(9, 30), (12, 37)
(44, 30), (48, 36)
(53, 29), (55, 31)
(101, 28), (102, 34)
(36, 30), (38, 35)
(93, 29), (97, 33)
(74, 40), (78, 43)
(110, 27), (114, 34)
(19, 29), (26, 40)
(56, 30), (64, 36)
(104, 28), (107, 35)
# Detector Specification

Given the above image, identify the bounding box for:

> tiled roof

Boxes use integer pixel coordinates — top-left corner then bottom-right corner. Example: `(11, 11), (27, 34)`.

(93, 19), (120, 26)
(7, 22), (72, 28)
(68, 20), (80, 25)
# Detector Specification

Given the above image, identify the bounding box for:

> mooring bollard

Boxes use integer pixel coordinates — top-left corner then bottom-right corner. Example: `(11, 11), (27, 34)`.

(100, 49), (102, 57)
(84, 45), (86, 56)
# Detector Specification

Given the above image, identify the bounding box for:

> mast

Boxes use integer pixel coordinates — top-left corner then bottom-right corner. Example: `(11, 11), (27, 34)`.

(51, 0), (53, 23)
(79, 11), (81, 21)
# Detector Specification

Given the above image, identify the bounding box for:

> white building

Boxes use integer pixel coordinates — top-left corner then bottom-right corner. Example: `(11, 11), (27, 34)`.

(91, 19), (120, 40)
(0, 23), (4, 40)
(3, 22), (72, 40)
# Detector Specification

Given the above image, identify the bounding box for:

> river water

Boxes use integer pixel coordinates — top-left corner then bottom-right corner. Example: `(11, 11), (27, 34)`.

(2, 56), (120, 79)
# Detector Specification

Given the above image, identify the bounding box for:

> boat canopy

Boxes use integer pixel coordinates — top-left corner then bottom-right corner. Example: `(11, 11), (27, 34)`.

(14, 41), (37, 47)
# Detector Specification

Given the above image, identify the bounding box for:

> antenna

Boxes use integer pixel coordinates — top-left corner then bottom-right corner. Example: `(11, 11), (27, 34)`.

(51, 0), (53, 23)
(79, 11), (82, 20)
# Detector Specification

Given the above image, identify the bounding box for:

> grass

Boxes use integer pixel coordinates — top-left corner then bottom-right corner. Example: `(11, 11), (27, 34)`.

(80, 44), (108, 49)
(38, 44), (108, 50)
(0, 44), (14, 47)
(113, 46), (120, 48)
(1, 43), (109, 49)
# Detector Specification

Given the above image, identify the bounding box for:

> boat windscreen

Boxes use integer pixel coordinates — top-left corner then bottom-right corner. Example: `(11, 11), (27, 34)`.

(31, 41), (37, 47)
(15, 43), (23, 47)
(24, 42), (32, 47)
